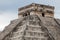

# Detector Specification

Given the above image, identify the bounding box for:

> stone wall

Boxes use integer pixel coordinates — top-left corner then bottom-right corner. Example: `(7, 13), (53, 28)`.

(18, 3), (54, 18)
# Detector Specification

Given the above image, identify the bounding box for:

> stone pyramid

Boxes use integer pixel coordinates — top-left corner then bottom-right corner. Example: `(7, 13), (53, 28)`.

(0, 3), (60, 40)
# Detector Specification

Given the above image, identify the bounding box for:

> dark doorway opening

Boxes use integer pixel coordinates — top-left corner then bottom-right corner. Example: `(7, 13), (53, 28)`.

(23, 13), (27, 17)
(42, 13), (45, 17)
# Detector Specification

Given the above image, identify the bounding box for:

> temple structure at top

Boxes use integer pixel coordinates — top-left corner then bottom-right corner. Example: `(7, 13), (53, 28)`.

(18, 3), (54, 18)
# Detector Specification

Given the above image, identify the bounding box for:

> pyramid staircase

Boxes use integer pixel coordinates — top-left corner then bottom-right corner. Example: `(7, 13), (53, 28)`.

(22, 15), (52, 40)
(4, 15), (54, 40)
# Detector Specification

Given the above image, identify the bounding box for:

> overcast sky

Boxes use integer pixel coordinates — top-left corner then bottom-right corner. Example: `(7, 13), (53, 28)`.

(0, 0), (60, 31)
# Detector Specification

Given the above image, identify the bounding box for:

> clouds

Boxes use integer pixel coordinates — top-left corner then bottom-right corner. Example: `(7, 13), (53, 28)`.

(0, 0), (17, 5)
(34, 0), (55, 6)
(54, 0), (60, 19)
(55, 10), (60, 19)
(0, 0), (56, 11)
(0, 11), (17, 31)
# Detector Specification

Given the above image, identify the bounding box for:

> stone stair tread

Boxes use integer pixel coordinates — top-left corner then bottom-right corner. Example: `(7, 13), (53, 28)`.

(28, 25), (41, 28)
(10, 35), (22, 39)
(24, 35), (48, 38)
(26, 30), (44, 33)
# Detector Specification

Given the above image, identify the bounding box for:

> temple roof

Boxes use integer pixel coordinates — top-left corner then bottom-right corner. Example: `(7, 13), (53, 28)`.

(18, 3), (55, 11)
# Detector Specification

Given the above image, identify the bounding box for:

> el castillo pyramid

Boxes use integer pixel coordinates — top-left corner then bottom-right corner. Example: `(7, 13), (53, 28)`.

(0, 3), (60, 40)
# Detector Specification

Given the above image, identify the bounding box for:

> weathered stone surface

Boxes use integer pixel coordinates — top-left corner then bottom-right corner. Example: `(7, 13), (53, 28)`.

(18, 3), (54, 18)
(0, 15), (60, 40)
(0, 17), (24, 40)
(0, 3), (60, 40)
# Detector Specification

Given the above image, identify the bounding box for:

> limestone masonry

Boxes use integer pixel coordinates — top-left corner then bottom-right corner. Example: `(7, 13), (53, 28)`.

(0, 3), (60, 40)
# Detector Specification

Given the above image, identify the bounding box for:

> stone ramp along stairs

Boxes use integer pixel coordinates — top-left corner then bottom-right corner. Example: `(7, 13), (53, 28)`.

(37, 15), (60, 40)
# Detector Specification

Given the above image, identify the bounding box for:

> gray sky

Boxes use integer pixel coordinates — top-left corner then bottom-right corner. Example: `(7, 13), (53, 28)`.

(0, 0), (60, 31)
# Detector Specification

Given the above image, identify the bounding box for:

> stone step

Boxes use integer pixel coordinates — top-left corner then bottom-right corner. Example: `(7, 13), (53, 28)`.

(25, 31), (47, 36)
(26, 25), (41, 31)
(26, 27), (41, 31)
(24, 37), (48, 40)
(25, 30), (44, 33)
(24, 35), (48, 39)
(28, 25), (41, 28)
(10, 35), (22, 39)
(11, 32), (23, 37)
(27, 24), (41, 27)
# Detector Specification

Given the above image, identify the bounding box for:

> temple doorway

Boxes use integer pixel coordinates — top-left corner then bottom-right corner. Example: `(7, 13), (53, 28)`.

(42, 13), (45, 17)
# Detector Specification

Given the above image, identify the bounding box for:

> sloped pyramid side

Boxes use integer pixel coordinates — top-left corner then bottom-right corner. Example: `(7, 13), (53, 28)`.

(38, 15), (60, 40)
(0, 17), (24, 40)
(2, 15), (54, 40)
(0, 15), (60, 40)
